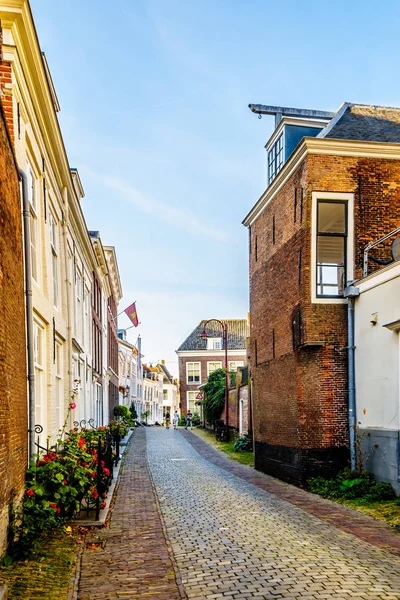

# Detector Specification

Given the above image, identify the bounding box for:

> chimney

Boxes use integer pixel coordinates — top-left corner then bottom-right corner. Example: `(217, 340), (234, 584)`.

(161, 359), (165, 366)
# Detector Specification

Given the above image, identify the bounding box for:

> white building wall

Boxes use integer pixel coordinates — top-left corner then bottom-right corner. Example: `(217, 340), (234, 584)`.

(354, 262), (400, 493)
(355, 264), (400, 430)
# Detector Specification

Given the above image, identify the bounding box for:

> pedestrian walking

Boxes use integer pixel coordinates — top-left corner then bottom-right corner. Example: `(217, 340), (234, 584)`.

(173, 410), (179, 430)
(165, 411), (171, 429)
(185, 410), (193, 430)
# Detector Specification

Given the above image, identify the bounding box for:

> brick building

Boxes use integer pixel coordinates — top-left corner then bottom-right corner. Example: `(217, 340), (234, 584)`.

(0, 101), (27, 555)
(176, 319), (249, 416)
(243, 103), (400, 486)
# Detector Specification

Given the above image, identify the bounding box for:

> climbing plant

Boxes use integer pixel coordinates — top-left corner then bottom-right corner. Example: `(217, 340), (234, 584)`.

(202, 368), (226, 426)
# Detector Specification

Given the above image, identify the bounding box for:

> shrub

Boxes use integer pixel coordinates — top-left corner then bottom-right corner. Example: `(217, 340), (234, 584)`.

(114, 405), (134, 426)
(7, 395), (112, 560)
(129, 403), (138, 421)
(192, 412), (201, 427)
(233, 435), (253, 453)
(308, 468), (396, 502)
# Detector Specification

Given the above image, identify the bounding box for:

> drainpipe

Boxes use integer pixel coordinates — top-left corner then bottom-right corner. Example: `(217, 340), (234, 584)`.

(62, 187), (73, 417)
(20, 169), (35, 462)
(344, 285), (360, 472)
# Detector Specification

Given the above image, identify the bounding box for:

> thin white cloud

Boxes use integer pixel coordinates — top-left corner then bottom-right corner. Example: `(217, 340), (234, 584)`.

(83, 169), (227, 241)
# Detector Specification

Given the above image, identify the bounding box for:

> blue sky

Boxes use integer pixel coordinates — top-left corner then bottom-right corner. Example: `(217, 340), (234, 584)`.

(31, 0), (400, 376)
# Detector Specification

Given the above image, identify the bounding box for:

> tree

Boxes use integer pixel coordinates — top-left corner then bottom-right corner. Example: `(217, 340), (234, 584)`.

(202, 368), (226, 426)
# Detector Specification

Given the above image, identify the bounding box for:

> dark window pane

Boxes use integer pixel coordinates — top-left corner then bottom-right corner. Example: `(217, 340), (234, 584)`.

(318, 202), (346, 234)
(317, 236), (345, 265)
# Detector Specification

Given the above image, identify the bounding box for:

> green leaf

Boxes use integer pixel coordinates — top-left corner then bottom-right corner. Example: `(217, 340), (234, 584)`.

(3, 555), (13, 566)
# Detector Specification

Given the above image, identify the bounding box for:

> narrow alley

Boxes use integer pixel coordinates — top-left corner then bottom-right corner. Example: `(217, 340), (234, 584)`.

(77, 430), (400, 600)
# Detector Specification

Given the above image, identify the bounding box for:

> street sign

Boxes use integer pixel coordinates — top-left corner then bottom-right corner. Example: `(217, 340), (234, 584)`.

(196, 392), (204, 400)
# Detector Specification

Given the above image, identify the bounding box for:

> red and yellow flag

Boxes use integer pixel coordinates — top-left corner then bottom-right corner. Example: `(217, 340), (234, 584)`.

(124, 302), (139, 327)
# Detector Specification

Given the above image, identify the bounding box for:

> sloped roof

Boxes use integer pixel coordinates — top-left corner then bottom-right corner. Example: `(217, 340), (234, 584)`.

(157, 363), (173, 382)
(177, 319), (249, 352)
(320, 103), (400, 143)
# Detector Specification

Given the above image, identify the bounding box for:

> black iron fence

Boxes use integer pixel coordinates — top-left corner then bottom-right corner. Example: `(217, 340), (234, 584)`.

(33, 422), (118, 521)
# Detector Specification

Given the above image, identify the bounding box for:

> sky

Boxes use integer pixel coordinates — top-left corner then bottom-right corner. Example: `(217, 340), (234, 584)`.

(30, 0), (400, 377)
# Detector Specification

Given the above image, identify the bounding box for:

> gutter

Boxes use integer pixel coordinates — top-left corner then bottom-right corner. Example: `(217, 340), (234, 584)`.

(20, 168), (35, 462)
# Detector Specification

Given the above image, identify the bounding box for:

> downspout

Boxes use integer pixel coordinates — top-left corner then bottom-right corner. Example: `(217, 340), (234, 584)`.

(20, 169), (35, 462)
(344, 284), (360, 471)
(62, 186), (73, 424)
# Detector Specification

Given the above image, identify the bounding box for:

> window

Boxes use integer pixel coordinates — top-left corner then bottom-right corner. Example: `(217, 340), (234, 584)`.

(317, 201), (347, 297)
(27, 162), (36, 210)
(187, 391), (197, 413)
(30, 212), (38, 282)
(33, 319), (45, 431)
(27, 162), (39, 282)
(311, 192), (354, 303)
(186, 362), (200, 384)
(228, 361), (244, 372)
(76, 270), (82, 341)
(207, 337), (222, 350)
(267, 133), (284, 185)
(163, 389), (168, 401)
(207, 361), (222, 376)
(55, 341), (63, 431)
(84, 286), (90, 347)
(49, 212), (59, 306)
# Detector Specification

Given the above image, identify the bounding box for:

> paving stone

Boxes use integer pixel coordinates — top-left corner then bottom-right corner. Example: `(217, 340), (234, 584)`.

(145, 428), (400, 599)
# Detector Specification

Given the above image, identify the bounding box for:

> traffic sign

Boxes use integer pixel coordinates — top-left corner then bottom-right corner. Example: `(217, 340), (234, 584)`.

(196, 392), (204, 400)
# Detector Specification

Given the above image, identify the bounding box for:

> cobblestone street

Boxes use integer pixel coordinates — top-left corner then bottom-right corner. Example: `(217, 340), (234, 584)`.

(77, 428), (400, 600)
(147, 428), (400, 600)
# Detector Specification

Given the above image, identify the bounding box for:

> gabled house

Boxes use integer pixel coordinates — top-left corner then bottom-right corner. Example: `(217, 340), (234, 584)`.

(157, 361), (179, 418)
(176, 319), (249, 416)
(243, 102), (400, 486)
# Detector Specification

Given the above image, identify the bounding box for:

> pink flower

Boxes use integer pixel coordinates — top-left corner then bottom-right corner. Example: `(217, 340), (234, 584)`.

(78, 438), (86, 448)
(70, 402), (76, 410)
(103, 468), (110, 477)
(100, 502), (106, 510)
(63, 480), (68, 485)
(49, 503), (57, 510)
(25, 489), (34, 497)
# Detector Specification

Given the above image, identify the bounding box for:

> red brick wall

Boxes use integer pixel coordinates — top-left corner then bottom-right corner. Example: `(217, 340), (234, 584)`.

(0, 100), (27, 556)
(249, 151), (400, 485)
(0, 28), (14, 144)
(178, 353), (246, 414)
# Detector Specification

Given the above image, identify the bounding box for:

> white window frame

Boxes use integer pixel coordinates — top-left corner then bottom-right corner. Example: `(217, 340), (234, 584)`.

(228, 360), (244, 372)
(55, 340), (63, 432)
(311, 192), (354, 304)
(49, 211), (59, 307)
(76, 269), (82, 342)
(186, 361), (201, 384)
(186, 391), (197, 413)
(207, 337), (222, 350)
(33, 317), (46, 436)
(27, 161), (39, 284)
(207, 361), (222, 376)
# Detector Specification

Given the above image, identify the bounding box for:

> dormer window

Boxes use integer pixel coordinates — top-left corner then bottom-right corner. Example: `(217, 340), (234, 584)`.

(207, 337), (222, 350)
(268, 133), (284, 185)
(256, 106), (333, 186)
